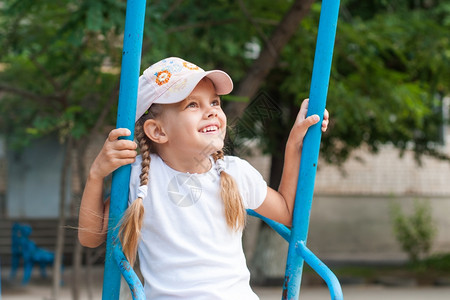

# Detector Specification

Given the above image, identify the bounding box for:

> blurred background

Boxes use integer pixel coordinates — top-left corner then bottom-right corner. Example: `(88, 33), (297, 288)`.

(0, 0), (449, 299)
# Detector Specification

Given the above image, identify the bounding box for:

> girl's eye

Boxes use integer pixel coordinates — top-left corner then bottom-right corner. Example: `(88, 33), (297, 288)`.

(211, 99), (220, 106)
(186, 102), (198, 108)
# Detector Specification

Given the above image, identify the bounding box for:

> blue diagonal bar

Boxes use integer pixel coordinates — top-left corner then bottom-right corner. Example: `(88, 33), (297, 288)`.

(113, 246), (145, 300)
(102, 1), (147, 299)
(282, 0), (341, 299)
(246, 209), (291, 242)
(297, 241), (343, 300)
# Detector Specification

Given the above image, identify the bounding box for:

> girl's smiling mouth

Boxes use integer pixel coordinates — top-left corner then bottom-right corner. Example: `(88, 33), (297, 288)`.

(199, 124), (220, 133)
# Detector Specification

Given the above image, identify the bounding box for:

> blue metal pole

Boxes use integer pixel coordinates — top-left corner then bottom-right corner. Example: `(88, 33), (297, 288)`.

(297, 242), (343, 300)
(282, 1), (340, 299)
(113, 247), (145, 300)
(102, 1), (147, 299)
(247, 209), (291, 243)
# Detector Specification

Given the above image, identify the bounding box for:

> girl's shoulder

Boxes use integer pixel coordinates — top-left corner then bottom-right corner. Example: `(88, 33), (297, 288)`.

(131, 153), (160, 167)
(222, 155), (242, 172)
(222, 155), (260, 176)
(223, 155), (242, 165)
(222, 155), (267, 209)
(131, 154), (142, 167)
(130, 153), (161, 178)
(129, 154), (161, 200)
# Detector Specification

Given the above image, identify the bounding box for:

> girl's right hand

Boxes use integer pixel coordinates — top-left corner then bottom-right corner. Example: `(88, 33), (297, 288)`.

(89, 128), (138, 180)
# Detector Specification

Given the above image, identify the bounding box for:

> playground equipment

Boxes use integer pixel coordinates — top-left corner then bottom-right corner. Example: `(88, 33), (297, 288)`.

(10, 223), (55, 285)
(102, 0), (342, 299)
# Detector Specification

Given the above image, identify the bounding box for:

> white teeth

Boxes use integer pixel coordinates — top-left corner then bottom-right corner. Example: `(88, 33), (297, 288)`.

(201, 126), (218, 133)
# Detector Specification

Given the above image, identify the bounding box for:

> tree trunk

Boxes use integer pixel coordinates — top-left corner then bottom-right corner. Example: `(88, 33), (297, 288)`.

(51, 137), (73, 299)
(249, 222), (289, 285)
(67, 80), (119, 300)
(71, 241), (83, 300)
(71, 140), (88, 300)
(234, 0), (315, 280)
(84, 248), (96, 300)
(249, 135), (290, 283)
(225, 0), (315, 118)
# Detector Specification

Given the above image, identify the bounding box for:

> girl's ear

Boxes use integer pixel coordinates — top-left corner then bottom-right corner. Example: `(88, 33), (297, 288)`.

(143, 119), (168, 144)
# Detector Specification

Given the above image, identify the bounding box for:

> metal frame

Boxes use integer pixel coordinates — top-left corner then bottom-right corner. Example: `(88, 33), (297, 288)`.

(102, 0), (342, 299)
(282, 1), (342, 298)
(102, 0), (147, 299)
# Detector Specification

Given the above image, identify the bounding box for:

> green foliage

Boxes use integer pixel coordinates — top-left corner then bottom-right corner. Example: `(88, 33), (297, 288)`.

(139, 0), (293, 82)
(323, 6), (450, 164)
(0, 0), (126, 149)
(421, 253), (450, 272)
(239, 1), (450, 165)
(390, 199), (436, 262)
(0, 0), (449, 167)
(0, 0), (290, 149)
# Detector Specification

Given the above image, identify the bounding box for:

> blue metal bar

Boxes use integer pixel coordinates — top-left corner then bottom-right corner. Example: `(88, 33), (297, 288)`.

(102, 1), (147, 299)
(282, 1), (341, 299)
(297, 242), (343, 300)
(246, 209), (291, 242)
(248, 209), (343, 299)
(113, 246), (145, 300)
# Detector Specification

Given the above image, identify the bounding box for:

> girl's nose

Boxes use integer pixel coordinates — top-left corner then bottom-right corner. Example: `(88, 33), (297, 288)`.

(206, 107), (218, 118)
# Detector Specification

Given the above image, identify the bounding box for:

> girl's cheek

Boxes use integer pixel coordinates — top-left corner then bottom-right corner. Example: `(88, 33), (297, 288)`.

(220, 111), (227, 125)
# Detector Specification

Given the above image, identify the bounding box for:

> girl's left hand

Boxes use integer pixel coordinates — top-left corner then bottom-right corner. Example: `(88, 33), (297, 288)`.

(287, 98), (329, 151)
(321, 106), (330, 132)
(256, 99), (329, 226)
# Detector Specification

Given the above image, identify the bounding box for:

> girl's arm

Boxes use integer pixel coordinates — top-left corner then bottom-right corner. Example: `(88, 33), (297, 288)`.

(78, 128), (137, 247)
(254, 99), (329, 227)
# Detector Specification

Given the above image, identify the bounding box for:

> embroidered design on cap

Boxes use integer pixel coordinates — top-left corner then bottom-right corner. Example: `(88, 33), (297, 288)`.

(165, 60), (183, 73)
(183, 61), (200, 70)
(155, 70), (171, 86)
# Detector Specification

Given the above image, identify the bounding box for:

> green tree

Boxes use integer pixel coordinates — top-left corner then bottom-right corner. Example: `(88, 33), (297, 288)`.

(0, 0), (125, 149)
(391, 199), (436, 263)
(240, 1), (450, 179)
(0, 0), (311, 296)
(1, 0), (450, 293)
(0, 1), (127, 298)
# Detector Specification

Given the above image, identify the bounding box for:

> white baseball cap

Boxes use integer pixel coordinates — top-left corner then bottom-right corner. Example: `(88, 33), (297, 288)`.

(136, 57), (233, 122)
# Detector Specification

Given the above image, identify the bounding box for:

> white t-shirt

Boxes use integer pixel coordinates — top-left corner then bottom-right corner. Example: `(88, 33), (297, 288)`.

(128, 154), (267, 300)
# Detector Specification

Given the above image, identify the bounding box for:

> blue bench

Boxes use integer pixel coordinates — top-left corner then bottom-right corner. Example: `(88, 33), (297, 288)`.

(10, 223), (55, 284)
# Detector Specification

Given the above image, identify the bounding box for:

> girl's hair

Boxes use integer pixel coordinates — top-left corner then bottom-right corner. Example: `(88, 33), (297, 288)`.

(119, 104), (245, 266)
(211, 151), (246, 230)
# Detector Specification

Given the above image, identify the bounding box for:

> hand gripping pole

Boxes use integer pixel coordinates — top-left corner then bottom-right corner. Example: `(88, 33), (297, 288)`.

(282, 0), (342, 299)
(102, 1), (147, 299)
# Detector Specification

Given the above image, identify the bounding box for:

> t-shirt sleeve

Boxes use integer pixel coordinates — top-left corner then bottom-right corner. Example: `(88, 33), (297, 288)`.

(228, 157), (267, 210)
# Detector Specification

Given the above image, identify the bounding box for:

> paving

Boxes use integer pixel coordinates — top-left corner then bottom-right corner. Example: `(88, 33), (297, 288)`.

(2, 267), (450, 300)
(3, 283), (450, 300)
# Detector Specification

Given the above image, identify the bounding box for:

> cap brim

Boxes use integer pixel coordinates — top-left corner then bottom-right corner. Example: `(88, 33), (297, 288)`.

(204, 70), (233, 95)
(153, 70), (233, 105)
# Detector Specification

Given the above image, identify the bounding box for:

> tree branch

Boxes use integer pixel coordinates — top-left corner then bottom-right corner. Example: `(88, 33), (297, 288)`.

(166, 18), (239, 34)
(237, 0), (277, 57)
(162, 0), (185, 20)
(29, 56), (62, 93)
(225, 0), (315, 118)
(0, 83), (60, 103)
(87, 79), (121, 143)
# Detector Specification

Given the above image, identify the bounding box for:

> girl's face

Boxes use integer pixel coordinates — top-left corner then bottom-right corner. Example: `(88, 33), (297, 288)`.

(158, 78), (227, 159)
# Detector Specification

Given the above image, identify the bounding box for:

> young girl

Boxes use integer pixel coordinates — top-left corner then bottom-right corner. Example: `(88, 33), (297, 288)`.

(79, 57), (329, 299)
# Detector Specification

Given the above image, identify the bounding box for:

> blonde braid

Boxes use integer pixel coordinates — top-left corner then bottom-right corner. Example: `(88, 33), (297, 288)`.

(119, 118), (153, 265)
(138, 127), (151, 187)
(212, 150), (246, 230)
